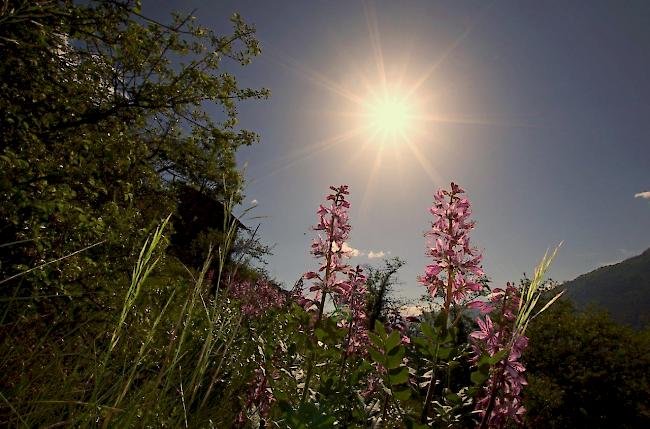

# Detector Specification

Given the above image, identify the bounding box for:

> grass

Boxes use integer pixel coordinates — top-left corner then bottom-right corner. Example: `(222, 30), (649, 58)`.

(0, 207), (257, 427)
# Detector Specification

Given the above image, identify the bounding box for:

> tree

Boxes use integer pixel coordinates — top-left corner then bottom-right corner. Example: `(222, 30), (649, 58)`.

(523, 298), (650, 428)
(0, 0), (268, 307)
(1, 2), (269, 425)
(364, 257), (405, 330)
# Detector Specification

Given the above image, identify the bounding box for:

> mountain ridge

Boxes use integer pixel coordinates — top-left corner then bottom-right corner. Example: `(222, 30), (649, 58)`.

(562, 247), (650, 328)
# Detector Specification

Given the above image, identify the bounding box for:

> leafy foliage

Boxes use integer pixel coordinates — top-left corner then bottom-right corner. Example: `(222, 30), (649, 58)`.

(0, 0), (268, 302)
(1, 162), (565, 429)
(1, 1), (271, 426)
(523, 298), (650, 428)
(365, 257), (406, 330)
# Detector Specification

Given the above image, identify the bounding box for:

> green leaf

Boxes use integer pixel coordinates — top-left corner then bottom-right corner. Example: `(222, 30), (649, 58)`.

(442, 329), (455, 344)
(385, 330), (401, 352)
(358, 359), (374, 373)
(375, 320), (387, 338)
(434, 310), (448, 330)
(476, 353), (491, 369)
(421, 322), (435, 339)
(488, 349), (508, 365)
(368, 348), (384, 365)
(438, 346), (452, 360)
(404, 418), (428, 429)
(385, 346), (405, 369)
(471, 369), (489, 386)
(445, 391), (461, 404)
(274, 390), (289, 401)
(314, 328), (328, 341)
(466, 386), (480, 397)
(393, 387), (411, 401)
(368, 332), (383, 348)
(412, 336), (428, 348)
(388, 366), (409, 385)
(447, 360), (460, 370)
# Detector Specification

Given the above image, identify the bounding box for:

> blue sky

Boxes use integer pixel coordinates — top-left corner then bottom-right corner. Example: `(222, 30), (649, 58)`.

(149, 1), (650, 302)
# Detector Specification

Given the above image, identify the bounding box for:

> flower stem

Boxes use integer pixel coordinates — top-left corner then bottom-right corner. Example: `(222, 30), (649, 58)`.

(301, 207), (337, 402)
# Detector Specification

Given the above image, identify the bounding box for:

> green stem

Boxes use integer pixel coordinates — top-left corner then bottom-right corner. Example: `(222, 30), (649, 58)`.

(478, 364), (506, 429)
(300, 291), (327, 403)
(301, 193), (343, 402)
(420, 324), (442, 423)
(422, 195), (457, 421)
(380, 392), (390, 428)
(479, 292), (511, 429)
(199, 313), (244, 410)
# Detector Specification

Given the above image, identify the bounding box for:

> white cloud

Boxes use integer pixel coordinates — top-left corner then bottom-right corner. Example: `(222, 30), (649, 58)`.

(634, 191), (650, 199)
(367, 250), (386, 259)
(250, 199), (258, 205)
(400, 305), (423, 317)
(332, 243), (389, 260)
(341, 242), (362, 257)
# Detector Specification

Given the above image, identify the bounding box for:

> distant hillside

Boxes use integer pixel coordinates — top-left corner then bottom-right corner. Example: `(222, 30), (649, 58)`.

(563, 248), (650, 328)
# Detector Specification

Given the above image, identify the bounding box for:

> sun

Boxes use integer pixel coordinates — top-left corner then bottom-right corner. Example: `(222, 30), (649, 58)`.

(364, 91), (415, 141)
(256, 0), (504, 212)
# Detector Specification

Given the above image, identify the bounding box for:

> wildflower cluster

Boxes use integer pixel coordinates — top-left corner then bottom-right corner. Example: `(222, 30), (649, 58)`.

(299, 185), (371, 400)
(335, 265), (369, 354)
(228, 278), (286, 317)
(419, 183), (484, 308)
(233, 182), (559, 429)
(303, 185), (353, 311)
(301, 186), (371, 353)
(470, 283), (528, 427)
(237, 367), (274, 425)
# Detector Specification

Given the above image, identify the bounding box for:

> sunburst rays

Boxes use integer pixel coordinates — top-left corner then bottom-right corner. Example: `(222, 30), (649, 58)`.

(252, 0), (510, 207)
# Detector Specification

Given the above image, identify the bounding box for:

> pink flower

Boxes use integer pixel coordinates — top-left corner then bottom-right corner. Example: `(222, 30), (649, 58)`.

(237, 366), (274, 424)
(468, 283), (521, 318)
(466, 300), (495, 314)
(303, 185), (353, 311)
(227, 278), (286, 317)
(301, 186), (369, 356)
(335, 265), (369, 355)
(360, 374), (381, 400)
(470, 315), (495, 342)
(418, 183), (484, 308)
(470, 284), (529, 427)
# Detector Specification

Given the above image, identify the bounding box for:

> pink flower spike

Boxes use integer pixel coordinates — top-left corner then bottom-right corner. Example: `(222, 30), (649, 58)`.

(419, 182), (484, 308)
(470, 283), (530, 426)
(302, 185), (368, 356)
